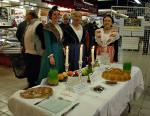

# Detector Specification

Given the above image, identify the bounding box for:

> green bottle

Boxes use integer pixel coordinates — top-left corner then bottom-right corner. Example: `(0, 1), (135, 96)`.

(48, 69), (58, 86)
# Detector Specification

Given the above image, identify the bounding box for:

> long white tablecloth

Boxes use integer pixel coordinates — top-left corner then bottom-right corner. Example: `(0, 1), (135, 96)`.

(8, 64), (144, 116)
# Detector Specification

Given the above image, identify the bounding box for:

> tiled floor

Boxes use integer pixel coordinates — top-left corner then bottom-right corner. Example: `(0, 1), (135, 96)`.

(0, 66), (27, 116)
(0, 47), (150, 116)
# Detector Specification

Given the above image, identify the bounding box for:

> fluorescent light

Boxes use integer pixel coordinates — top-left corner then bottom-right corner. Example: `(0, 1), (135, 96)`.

(134, 0), (141, 4)
(47, 4), (54, 8)
(98, 9), (112, 12)
(19, 6), (24, 9)
(98, 9), (129, 18)
(1, 0), (20, 3)
(31, 7), (35, 10)
(10, 0), (20, 2)
(59, 7), (71, 11)
(1, 0), (10, 3)
(30, 2), (37, 6)
(83, 0), (93, 6)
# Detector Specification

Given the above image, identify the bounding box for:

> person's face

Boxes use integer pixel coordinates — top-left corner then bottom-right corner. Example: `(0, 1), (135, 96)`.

(72, 13), (82, 25)
(26, 13), (32, 22)
(51, 10), (60, 23)
(63, 16), (69, 24)
(103, 17), (113, 29)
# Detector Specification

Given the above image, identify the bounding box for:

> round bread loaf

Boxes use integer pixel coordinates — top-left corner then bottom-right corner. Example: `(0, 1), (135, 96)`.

(102, 68), (131, 82)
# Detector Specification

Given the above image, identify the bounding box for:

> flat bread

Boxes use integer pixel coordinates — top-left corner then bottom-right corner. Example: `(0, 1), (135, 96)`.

(20, 87), (53, 99)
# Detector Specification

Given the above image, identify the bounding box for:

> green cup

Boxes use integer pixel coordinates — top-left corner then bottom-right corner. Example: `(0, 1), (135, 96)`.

(123, 62), (132, 74)
(48, 69), (58, 86)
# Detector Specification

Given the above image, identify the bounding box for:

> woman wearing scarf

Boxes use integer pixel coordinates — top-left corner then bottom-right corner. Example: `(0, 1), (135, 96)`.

(38, 6), (64, 84)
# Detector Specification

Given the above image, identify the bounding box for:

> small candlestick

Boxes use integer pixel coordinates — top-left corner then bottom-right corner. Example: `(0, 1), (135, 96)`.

(65, 46), (69, 66)
(91, 62), (94, 72)
(87, 74), (91, 83)
(91, 46), (95, 64)
(65, 64), (69, 82)
(79, 44), (83, 63)
(78, 61), (82, 82)
(65, 64), (69, 72)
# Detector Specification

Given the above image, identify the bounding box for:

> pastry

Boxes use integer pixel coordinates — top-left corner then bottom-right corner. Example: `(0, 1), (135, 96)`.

(20, 87), (53, 99)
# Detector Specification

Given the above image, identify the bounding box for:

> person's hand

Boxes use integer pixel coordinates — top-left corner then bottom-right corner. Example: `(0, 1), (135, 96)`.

(95, 29), (101, 39)
(107, 39), (112, 44)
(110, 32), (117, 37)
(49, 56), (55, 65)
(21, 47), (25, 53)
(63, 48), (66, 55)
(95, 29), (101, 34)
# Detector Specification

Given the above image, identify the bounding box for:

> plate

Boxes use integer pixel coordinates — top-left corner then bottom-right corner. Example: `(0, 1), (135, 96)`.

(105, 80), (117, 85)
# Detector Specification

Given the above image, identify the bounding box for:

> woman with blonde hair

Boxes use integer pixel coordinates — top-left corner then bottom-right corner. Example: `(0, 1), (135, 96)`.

(63, 11), (88, 71)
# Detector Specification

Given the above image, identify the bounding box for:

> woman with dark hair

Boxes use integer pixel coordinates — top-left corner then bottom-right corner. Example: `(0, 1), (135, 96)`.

(38, 6), (65, 84)
(95, 14), (119, 63)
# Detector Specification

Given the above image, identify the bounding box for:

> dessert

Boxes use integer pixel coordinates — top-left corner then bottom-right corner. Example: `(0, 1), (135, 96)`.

(20, 87), (53, 99)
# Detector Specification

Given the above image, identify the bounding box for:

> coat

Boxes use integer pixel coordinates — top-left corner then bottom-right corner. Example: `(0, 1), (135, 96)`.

(63, 25), (88, 71)
(37, 22), (65, 84)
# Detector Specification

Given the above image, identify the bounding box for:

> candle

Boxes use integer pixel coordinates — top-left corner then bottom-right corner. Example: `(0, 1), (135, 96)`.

(91, 46), (95, 64)
(79, 44), (83, 63)
(65, 46), (69, 65)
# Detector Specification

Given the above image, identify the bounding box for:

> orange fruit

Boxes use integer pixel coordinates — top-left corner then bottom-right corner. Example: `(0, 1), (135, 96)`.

(62, 72), (67, 77)
(58, 73), (64, 81)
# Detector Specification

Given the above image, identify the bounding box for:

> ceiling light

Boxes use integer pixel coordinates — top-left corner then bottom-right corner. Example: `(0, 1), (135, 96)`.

(29, 2), (37, 6)
(47, 4), (54, 8)
(10, 0), (20, 2)
(31, 7), (35, 10)
(83, 0), (93, 6)
(59, 7), (72, 11)
(1, 0), (10, 3)
(134, 0), (141, 4)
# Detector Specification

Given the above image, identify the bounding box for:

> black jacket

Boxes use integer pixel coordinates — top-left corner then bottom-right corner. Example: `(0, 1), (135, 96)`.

(16, 20), (27, 46)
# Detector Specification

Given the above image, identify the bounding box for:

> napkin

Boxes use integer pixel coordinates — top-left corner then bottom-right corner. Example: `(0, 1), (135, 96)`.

(58, 90), (79, 102)
(37, 97), (72, 114)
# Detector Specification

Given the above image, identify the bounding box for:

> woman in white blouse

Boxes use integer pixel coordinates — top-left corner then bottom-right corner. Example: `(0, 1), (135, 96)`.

(95, 15), (119, 63)
(63, 11), (88, 71)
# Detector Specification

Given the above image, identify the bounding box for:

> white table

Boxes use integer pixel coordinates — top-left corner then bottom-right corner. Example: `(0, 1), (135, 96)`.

(8, 64), (144, 116)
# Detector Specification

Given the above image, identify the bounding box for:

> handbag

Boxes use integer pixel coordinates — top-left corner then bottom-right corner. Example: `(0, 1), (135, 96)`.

(11, 54), (27, 79)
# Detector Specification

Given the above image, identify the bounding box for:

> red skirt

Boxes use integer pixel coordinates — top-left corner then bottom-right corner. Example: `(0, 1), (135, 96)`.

(96, 46), (115, 63)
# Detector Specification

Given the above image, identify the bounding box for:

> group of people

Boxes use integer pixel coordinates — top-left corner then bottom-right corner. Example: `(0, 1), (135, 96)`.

(16, 6), (119, 89)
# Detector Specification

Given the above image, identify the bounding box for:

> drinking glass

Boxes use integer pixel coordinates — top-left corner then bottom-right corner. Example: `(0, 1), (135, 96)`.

(123, 62), (132, 74)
